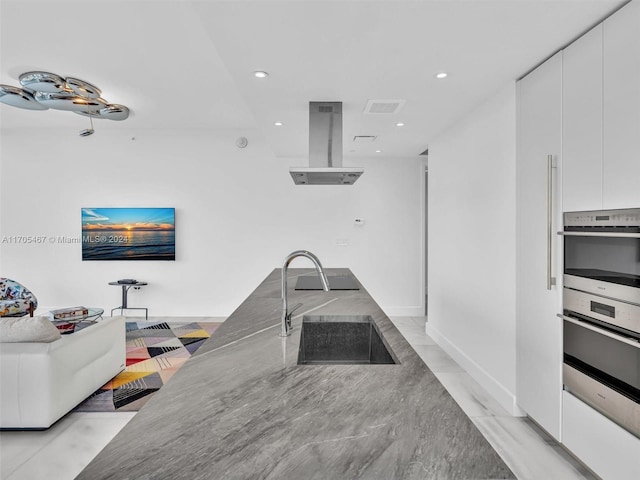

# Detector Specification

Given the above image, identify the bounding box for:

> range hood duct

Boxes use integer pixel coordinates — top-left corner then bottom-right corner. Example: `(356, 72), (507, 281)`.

(289, 101), (364, 185)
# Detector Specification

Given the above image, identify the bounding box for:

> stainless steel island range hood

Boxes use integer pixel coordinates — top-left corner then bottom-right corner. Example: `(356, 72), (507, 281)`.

(289, 102), (364, 185)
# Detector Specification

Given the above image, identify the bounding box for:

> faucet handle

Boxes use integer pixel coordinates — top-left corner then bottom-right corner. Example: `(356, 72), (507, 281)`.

(286, 303), (304, 330)
(287, 303), (303, 320)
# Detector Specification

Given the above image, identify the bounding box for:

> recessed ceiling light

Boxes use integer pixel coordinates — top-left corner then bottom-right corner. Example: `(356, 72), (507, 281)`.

(274, 121), (283, 126)
(396, 122), (405, 127)
(375, 150), (382, 153)
(253, 71), (269, 78)
(435, 72), (448, 79)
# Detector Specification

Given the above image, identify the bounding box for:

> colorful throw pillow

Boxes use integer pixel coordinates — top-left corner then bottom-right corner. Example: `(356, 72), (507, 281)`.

(0, 315), (61, 343)
(0, 278), (38, 317)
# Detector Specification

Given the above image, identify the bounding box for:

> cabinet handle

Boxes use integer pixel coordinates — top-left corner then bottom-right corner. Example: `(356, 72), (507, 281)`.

(547, 154), (557, 290)
(559, 231), (640, 239)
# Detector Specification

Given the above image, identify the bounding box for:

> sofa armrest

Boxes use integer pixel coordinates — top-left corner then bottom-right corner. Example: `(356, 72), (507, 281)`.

(1, 315), (126, 429)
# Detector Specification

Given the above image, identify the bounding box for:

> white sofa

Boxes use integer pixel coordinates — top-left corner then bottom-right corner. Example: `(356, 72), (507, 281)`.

(0, 315), (126, 429)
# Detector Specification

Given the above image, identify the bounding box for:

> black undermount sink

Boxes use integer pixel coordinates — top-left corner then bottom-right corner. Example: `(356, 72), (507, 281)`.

(297, 315), (398, 365)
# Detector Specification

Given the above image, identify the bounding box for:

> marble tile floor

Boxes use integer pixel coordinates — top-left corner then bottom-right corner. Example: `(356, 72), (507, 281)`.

(390, 316), (598, 480)
(0, 315), (597, 480)
(0, 412), (136, 480)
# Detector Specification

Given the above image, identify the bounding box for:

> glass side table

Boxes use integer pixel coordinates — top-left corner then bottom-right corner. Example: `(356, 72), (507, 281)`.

(108, 281), (148, 319)
(50, 307), (104, 334)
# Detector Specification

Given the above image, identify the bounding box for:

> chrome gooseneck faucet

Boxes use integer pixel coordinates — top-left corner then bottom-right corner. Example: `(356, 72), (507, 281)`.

(280, 250), (330, 337)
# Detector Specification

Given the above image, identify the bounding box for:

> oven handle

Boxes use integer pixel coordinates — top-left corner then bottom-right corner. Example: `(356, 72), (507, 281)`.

(547, 154), (557, 290)
(558, 314), (640, 348)
(558, 231), (640, 238)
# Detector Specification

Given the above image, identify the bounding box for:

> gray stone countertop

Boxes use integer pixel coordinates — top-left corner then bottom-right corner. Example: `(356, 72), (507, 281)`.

(76, 268), (514, 480)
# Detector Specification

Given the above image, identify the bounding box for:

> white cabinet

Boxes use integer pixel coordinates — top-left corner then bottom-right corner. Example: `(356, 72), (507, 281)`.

(562, 25), (603, 212)
(516, 52), (563, 441)
(563, 392), (640, 480)
(603, 0), (640, 209)
(561, 0), (640, 211)
(515, 0), (640, 462)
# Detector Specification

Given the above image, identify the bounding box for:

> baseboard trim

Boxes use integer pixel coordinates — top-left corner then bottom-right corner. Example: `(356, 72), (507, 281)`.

(425, 323), (525, 417)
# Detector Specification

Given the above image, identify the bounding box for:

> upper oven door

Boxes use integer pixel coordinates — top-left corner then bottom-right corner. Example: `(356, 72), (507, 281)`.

(563, 208), (640, 304)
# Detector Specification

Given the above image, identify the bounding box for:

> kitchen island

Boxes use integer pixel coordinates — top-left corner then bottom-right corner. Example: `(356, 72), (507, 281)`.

(76, 268), (514, 479)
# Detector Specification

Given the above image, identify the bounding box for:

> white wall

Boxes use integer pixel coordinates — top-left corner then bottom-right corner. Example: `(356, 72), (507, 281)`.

(426, 83), (520, 415)
(0, 128), (423, 317)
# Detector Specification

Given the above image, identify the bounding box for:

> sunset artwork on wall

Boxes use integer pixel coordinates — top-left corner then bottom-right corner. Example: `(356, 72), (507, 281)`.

(81, 208), (175, 261)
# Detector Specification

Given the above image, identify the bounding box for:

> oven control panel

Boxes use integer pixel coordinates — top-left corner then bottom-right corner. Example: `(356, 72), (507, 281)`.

(564, 288), (640, 335)
(564, 208), (640, 228)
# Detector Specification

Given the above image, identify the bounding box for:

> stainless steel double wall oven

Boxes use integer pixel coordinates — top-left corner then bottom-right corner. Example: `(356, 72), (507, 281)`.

(560, 208), (640, 438)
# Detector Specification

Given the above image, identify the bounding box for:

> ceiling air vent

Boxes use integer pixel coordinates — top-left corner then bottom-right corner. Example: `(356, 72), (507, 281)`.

(363, 99), (406, 115)
(353, 135), (377, 143)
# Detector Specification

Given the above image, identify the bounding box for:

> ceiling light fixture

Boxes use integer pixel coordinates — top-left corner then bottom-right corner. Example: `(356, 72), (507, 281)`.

(0, 71), (130, 134)
(253, 71), (269, 78)
(274, 121), (283, 126)
(375, 150), (382, 153)
(79, 103), (95, 137)
(435, 72), (448, 79)
(79, 121), (94, 137)
(396, 122), (405, 127)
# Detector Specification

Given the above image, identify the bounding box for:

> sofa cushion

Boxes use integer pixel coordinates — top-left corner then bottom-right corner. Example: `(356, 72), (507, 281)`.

(0, 315), (61, 343)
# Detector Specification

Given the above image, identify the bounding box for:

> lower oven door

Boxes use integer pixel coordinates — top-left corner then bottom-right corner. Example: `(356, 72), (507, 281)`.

(562, 315), (640, 438)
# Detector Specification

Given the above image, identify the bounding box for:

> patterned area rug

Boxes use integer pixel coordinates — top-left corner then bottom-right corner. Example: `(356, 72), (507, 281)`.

(74, 320), (222, 412)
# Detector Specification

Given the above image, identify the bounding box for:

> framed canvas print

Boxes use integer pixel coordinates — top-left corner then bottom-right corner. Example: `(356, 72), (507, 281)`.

(82, 208), (175, 261)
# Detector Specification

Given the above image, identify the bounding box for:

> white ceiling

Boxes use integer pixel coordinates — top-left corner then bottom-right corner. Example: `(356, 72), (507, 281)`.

(0, 0), (628, 159)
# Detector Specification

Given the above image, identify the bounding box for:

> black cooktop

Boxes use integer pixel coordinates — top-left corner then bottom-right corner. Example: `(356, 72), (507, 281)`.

(565, 268), (640, 288)
(295, 275), (360, 291)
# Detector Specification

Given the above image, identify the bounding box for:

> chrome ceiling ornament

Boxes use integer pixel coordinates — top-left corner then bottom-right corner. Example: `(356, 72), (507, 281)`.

(0, 70), (130, 132)
(0, 85), (49, 110)
(34, 91), (107, 112)
(19, 71), (66, 93)
(65, 77), (101, 99)
(76, 103), (129, 121)
(99, 104), (129, 121)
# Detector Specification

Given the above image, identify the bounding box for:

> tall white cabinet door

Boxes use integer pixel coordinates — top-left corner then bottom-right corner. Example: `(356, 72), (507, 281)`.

(603, 0), (640, 209)
(516, 52), (563, 441)
(563, 25), (603, 212)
